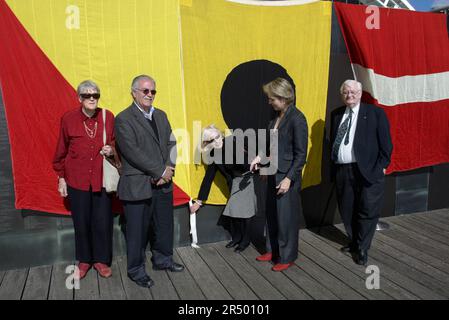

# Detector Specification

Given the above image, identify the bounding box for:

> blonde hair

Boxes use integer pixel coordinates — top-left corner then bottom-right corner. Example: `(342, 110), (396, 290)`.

(263, 77), (295, 105)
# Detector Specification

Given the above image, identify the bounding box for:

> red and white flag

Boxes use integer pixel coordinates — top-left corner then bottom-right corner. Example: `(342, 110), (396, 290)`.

(335, 3), (449, 173)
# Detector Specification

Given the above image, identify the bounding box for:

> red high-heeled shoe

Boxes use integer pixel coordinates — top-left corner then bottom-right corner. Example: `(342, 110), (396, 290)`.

(256, 253), (273, 262)
(272, 262), (294, 272)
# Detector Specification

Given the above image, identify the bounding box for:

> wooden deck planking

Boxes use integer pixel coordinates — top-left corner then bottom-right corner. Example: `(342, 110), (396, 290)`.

(98, 262), (127, 300)
(212, 243), (286, 300)
(193, 245), (258, 300)
(21, 265), (52, 300)
(326, 226), (447, 300)
(146, 254), (180, 300)
(116, 256), (152, 300)
(240, 245), (312, 300)
(302, 230), (419, 300)
(388, 217), (449, 248)
(293, 248), (365, 300)
(281, 260), (340, 300)
(1, 210), (449, 300)
(371, 235), (449, 285)
(48, 263), (74, 300)
(372, 226), (449, 275)
(300, 230), (397, 300)
(74, 265), (99, 300)
(377, 222), (449, 262)
(0, 268), (28, 300)
(407, 214), (449, 233)
(166, 249), (206, 300)
(177, 246), (232, 300)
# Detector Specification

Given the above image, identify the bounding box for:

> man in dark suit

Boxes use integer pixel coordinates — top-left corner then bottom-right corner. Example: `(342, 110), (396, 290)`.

(115, 75), (184, 288)
(330, 79), (393, 266)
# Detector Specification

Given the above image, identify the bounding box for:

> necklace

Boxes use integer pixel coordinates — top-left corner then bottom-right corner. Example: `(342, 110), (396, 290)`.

(83, 121), (98, 139)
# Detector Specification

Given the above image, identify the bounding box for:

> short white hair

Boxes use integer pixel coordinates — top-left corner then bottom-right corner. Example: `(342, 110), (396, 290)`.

(131, 75), (156, 91)
(340, 79), (362, 94)
(201, 125), (223, 152)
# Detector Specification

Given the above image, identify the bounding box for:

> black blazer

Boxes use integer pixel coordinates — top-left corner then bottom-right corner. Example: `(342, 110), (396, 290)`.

(330, 103), (393, 184)
(197, 135), (250, 201)
(267, 105), (308, 185)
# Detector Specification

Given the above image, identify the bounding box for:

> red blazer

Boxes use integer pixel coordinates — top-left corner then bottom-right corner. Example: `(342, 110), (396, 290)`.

(53, 107), (116, 192)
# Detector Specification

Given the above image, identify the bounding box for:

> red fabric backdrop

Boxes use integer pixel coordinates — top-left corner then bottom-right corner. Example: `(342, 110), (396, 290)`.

(0, 1), (189, 215)
(335, 3), (449, 173)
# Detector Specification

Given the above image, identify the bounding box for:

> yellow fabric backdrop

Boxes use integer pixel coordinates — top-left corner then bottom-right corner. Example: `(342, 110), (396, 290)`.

(6, 0), (331, 205)
(181, 0), (332, 204)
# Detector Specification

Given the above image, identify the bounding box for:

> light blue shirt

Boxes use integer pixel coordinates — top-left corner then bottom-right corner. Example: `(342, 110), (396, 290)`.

(134, 102), (155, 121)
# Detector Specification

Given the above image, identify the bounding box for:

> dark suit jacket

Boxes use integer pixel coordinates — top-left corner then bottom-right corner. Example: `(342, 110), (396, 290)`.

(197, 135), (250, 201)
(330, 103), (393, 184)
(267, 105), (308, 185)
(115, 103), (176, 201)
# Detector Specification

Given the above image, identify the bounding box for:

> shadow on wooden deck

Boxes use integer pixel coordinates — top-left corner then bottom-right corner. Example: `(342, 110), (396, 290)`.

(1, 209), (448, 300)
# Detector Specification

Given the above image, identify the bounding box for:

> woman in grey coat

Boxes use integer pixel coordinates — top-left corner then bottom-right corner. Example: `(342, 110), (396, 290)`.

(190, 125), (256, 253)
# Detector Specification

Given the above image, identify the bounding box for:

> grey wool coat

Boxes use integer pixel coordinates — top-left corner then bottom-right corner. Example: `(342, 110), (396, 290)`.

(114, 103), (177, 201)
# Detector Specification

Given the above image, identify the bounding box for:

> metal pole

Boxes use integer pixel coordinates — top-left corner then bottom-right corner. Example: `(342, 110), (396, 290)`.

(376, 220), (390, 231)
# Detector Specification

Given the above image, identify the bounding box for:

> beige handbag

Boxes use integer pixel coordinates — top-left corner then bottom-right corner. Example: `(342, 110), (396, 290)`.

(102, 109), (120, 193)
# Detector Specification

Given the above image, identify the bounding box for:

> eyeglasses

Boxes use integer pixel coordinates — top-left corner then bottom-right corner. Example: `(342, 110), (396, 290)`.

(204, 136), (222, 144)
(80, 93), (100, 100)
(135, 88), (157, 95)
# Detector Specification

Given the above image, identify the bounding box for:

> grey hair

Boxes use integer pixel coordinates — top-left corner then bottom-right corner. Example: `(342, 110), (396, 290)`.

(340, 79), (362, 93)
(131, 75), (156, 91)
(77, 80), (100, 95)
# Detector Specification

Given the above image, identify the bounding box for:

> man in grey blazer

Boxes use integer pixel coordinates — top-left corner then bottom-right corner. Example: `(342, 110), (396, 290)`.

(115, 75), (184, 288)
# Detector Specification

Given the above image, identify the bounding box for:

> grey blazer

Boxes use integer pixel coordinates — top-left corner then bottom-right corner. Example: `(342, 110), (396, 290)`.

(115, 103), (177, 201)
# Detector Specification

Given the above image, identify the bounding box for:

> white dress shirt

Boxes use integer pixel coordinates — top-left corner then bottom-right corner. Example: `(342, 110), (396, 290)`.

(336, 104), (360, 164)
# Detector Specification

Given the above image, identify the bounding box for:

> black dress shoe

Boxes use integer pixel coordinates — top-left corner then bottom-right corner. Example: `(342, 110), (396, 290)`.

(355, 250), (368, 266)
(225, 241), (239, 248)
(134, 276), (154, 288)
(153, 262), (185, 272)
(234, 245), (249, 253)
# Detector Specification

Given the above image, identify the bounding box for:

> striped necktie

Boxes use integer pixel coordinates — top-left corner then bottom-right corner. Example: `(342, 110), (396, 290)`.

(332, 109), (353, 161)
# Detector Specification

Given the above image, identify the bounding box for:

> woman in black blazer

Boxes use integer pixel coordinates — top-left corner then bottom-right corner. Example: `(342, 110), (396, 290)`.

(190, 125), (256, 252)
(251, 78), (308, 272)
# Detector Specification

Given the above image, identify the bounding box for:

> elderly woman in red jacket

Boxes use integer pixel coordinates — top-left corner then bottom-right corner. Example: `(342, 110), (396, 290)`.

(53, 80), (118, 279)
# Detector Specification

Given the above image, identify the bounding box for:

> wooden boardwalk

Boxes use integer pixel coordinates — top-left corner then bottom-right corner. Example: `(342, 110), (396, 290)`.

(1, 209), (449, 300)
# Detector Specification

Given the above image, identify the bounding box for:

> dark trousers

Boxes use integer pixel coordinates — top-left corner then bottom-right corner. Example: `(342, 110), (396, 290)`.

(122, 199), (152, 281)
(149, 187), (174, 268)
(229, 217), (251, 248)
(122, 186), (174, 280)
(335, 163), (385, 252)
(266, 175), (301, 264)
(67, 186), (113, 265)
